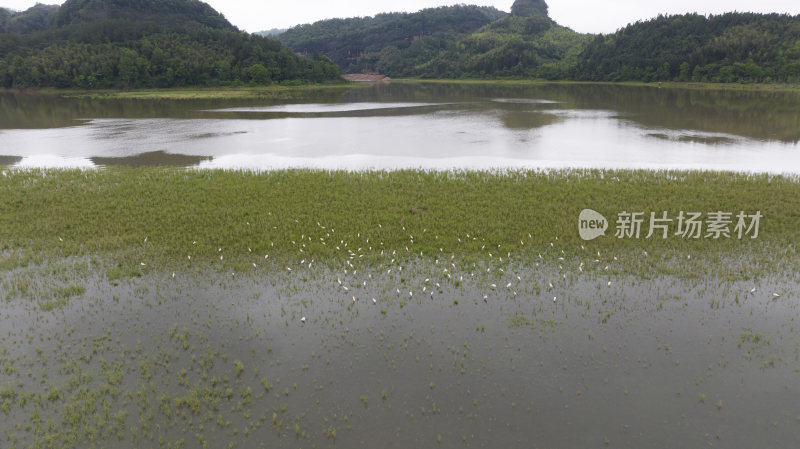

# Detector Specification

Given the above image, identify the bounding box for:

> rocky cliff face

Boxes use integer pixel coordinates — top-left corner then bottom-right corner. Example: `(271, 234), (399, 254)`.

(511, 0), (549, 17)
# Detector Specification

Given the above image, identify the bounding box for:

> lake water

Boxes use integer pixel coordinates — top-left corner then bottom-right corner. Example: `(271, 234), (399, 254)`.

(2, 83), (800, 172)
(4, 82), (800, 447)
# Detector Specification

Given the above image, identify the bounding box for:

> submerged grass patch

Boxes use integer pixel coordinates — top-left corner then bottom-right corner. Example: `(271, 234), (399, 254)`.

(0, 168), (798, 280)
(51, 82), (366, 101)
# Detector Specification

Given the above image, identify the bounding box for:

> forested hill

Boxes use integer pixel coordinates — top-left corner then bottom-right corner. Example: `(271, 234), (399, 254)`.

(416, 0), (589, 78)
(0, 4), (59, 34)
(277, 0), (800, 83)
(277, 4), (506, 74)
(53, 0), (234, 30)
(573, 13), (800, 83)
(0, 0), (341, 89)
(277, 0), (589, 79)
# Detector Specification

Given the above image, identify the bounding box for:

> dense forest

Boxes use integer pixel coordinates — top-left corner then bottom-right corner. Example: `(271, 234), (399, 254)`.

(573, 13), (800, 83)
(416, 2), (590, 79)
(0, 0), (341, 89)
(278, 0), (800, 83)
(277, 0), (590, 78)
(278, 4), (506, 75)
(0, 3), (59, 34)
(4, 0), (800, 87)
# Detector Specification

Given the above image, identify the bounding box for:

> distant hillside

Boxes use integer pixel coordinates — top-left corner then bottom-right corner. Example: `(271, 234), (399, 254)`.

(256, 28), (286, 37)
(278, 4), (506, 74)
(573, 12), (800, 83)
(0, 3), (59, 33)
(275, 0), (800, 83)
(0, 0), (340, 88)
(277, 0), (589, 79)
(54, 0), (235, 30)
(417, 0), (590, 78)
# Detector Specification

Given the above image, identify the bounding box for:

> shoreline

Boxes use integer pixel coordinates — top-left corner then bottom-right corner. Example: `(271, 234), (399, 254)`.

(4, 78), (799, 100)
(392, 78), (800, 93)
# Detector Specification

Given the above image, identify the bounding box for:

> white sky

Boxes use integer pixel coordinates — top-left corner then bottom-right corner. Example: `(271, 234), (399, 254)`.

(3, 1), (800, 34)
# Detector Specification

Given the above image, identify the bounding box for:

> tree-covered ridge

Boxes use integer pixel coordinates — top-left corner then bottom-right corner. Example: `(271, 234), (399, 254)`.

(0, 3), (59, 34)
(417, 11), (590, 79)
(574, 13), (800, 83)
(278, 4), (506, 73)
(276, 0), (800, 84)
(277, 0), (590, 79)
(0, 0), (340, 88)
(54, 0), (236, 30)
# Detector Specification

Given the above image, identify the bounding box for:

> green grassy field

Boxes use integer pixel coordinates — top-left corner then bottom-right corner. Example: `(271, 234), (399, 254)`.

(1, 168), (797, 280)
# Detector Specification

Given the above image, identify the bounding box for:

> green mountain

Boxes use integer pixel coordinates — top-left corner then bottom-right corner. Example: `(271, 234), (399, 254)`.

(278, 0), (589, 79)
(277, 4), (506, 75)
(417, 0), (590, 78)
(276, 0), (800, 83)
(0, 0), (340, 88)
(573, 12), (800, 83)
(0, 3), (59, 34)
(53, 0), (235, 30)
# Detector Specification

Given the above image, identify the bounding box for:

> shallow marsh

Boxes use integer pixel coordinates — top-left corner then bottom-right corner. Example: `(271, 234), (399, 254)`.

(1, 168), (799, 447)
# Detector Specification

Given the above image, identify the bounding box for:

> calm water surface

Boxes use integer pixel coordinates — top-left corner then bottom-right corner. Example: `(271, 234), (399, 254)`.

(1, 83), (800, 171)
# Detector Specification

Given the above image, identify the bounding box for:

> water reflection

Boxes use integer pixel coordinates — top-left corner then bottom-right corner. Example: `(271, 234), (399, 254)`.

(1, 83), (799, 172)
(500, 111), (562, 130)
(647, 132), (738, 145)
(91, 151), (213, 167)
(0, 155), (22, 165)
(213, 102), (443, 113)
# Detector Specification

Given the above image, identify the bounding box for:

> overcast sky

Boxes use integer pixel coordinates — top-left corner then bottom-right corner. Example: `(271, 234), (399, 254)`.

(4, 1), (800, 34)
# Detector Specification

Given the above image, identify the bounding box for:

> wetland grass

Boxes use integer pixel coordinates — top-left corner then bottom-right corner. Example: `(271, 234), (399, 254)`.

(1, 167), (797, 281)
(49, 82), (364, 101)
